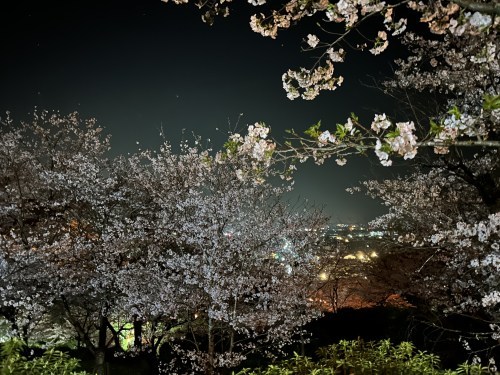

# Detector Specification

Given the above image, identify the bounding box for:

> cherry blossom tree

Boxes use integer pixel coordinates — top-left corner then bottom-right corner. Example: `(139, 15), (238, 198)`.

(118, 138), (328, 374)
(0, 111), (135, 374)
(351, 152), (499, 359)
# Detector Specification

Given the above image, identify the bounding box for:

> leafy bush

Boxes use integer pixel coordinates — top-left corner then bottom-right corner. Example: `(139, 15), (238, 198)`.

(0, 338), (90, 375)
(235, 339), (487, 374)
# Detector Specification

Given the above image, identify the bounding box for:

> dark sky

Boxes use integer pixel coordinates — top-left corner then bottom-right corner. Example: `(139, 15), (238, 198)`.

(0, 0), (409, 223)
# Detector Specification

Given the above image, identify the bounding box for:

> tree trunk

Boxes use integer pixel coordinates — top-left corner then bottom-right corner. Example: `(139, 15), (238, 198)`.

(133, 316), (143, 350)
(94, 350), (106, 375)
(229, 297), (237, 354)
(229, 329), (234, 355)
(105, 318), (123, 351)
(94, 315), (108, 375)
(207, 316), (215, 375)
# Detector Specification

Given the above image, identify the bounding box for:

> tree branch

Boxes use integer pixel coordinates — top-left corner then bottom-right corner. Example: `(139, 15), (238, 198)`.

(452, 0), (500, 16)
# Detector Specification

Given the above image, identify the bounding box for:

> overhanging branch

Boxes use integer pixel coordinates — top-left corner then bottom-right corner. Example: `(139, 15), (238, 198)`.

(452, 0), (500, 16)
(419, 139), (500, 147)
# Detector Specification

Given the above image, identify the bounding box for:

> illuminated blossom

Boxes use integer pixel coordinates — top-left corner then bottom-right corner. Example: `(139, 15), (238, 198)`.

(370, 31), (389, 55)
(327, 47), (345, 62)
(468, 11), (492, 29)
(371, 113), (391, 133)
(318, 130), (336, 144)
(388, 121), (418, 159)
(375, 139), (392, 166)
(307, 34), (320, 48)
(248, 0), (266, 5)
(344, 117), (355, 134)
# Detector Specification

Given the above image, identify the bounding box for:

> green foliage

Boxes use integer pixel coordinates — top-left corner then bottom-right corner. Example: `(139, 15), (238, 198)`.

(0, 338), (90, 375)
(429, 119), (444, 136)
(335, 123), (347, 140)
(265, 148), (275, 159)
(304, 121), (322, 139)
(224, 139), (240, 155)
(115, 322), (134, 351)
(234, 339), (489, 375)
(378, 142), (393, 155)
(483, 94), (500, 111)
(447, 105), (461, 119)
(385, 129), (401, 139)
(453, 361), (487, 375)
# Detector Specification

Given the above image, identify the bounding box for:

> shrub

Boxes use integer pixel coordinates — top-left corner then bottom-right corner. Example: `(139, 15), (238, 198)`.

(235, 339), (487, 374)
(0, 338), (90, 375)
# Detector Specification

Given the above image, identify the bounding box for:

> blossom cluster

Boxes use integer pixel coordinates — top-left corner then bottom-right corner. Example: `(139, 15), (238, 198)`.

(222, 122), (276, 181)
(282, 60), (344, 100)
(369, 30), (389, 55)
(370, 115), (418, 165)
(371, 113), (391, 133)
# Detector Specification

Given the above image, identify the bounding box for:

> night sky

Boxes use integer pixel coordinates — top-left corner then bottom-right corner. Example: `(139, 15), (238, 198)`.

(0, 0), (410, 223)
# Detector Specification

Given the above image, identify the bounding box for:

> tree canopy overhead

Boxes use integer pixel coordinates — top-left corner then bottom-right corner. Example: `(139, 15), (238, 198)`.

(161, 0), (499, 167)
